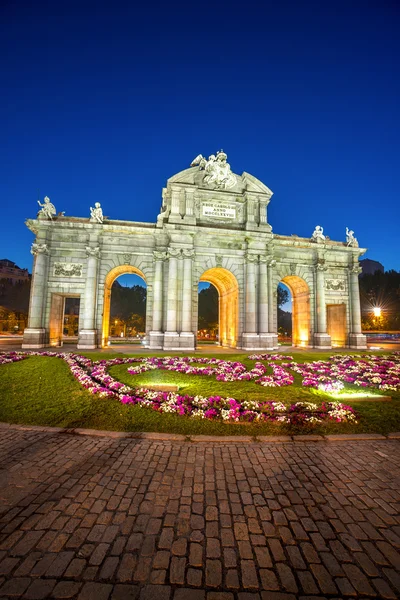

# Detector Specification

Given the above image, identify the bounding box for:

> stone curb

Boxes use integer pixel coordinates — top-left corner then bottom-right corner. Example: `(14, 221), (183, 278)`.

(1, 422), (399, 443)
(324, 433), (386, 441)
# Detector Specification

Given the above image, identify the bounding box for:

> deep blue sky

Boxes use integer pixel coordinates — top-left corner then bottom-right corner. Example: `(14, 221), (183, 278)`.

(1, 0), (399, 274)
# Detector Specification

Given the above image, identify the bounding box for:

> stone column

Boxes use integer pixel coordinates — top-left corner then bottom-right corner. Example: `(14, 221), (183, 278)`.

(262, 259), (278, 349)
(77, 246), (100, 349)
(180, 249), (195, 349)
(163, 248), (181, 349)
(149, 251), (166, 349)
(313, 261), (331, 348)
(259, 256), (268, 333)
(267, 259), (276, 333)
(258, 255), (276, 349)
(242, 253), (260, 349)
(349, 265), (367, 348)
(22, 242), (49, 348)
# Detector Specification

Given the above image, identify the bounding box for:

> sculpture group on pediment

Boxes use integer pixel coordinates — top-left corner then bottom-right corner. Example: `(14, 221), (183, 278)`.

(191, 150), (236, 190)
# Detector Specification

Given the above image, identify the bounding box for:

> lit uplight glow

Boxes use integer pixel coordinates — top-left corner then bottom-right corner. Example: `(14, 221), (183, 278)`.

(318, 381), (344, 393)
(328, 391), (388, 400)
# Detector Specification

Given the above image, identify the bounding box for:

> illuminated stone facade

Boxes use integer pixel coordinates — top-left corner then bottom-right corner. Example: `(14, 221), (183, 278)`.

(22, 155), (367, 350)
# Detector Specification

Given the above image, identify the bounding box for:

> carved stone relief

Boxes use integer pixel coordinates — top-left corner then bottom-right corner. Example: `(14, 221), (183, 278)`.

(326, 279), (346, 291)
(54, 263), (83, 277)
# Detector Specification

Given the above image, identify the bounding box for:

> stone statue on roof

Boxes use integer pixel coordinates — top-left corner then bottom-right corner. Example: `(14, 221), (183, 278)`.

(346, 227), (359, 247)
(90, 202), (104, 224)
(311, 225), (325, 243)
(37, 196), (56, 219)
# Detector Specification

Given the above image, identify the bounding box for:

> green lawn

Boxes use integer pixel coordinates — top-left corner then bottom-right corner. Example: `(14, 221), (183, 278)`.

(0, 351), (399, 436)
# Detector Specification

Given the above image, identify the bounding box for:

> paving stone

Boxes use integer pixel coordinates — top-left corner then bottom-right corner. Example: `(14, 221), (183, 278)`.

(335, 577), (357, 597)
(226, 569), (240, 589)
(0, 429), (399, 599)
(174, 590), (205, 599)
(187, 567), (202, 586)
(310, 564), (338, 595)
(297, 571), (319, 595)
(260, 568), (279, 590)
(342, 563), (378, 596)
(52, 581), (82, 598)
(111, 584), (140, 600)
(77, 582), (113, 600)
(170, 557), (186, 585)
(206, 559), (222, 587)
(371, 577), (398, 599)
(276, 563), (298, 593)
(24, 578), (56, 599)
(0, 577), (31, 596)
(241, 559), (259, 589)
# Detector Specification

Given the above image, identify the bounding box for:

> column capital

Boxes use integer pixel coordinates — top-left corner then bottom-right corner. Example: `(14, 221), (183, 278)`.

(350, 264), (362, 274)
(182, 249), (195, 259)
(31, 243), (49, 256)
(316, 260), (326, 272)
(268, 259), (276, 268)
(246, 252), (259, 263)
(86, 246), (100, 258)
(153, 250), (167, 261)
(259, 255), (268, 264)
(168, 248), (182, 259)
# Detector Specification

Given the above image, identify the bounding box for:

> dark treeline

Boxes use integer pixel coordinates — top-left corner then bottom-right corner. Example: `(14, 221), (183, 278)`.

(359, 270), (400, 330)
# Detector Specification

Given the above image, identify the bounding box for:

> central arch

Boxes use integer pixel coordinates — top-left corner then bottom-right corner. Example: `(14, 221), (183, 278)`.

(199, 267), (239, 348)
(101, 265), (147, 347)
(280, 275), (311, 347)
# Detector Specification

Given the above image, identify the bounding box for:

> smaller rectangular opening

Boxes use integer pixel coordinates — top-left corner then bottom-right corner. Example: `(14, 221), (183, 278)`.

(327, 303), (346, 347)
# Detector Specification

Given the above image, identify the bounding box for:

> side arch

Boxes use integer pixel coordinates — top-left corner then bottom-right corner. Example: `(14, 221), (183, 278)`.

(101, 265), (147, 347)
(281, 275), (311, 346)
(199, 267), (239, 348)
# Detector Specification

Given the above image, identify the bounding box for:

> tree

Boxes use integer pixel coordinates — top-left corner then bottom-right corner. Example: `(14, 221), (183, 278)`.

(110, 283), (147, 321)
(278, 284), (289, 307)
(198, 285), (219, 328)
(359, 269), (400, 330)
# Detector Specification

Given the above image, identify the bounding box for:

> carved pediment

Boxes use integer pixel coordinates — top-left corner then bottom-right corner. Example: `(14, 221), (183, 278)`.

(241, 172), (273, 199)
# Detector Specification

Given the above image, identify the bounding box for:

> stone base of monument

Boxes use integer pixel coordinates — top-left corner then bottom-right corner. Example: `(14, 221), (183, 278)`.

(148, 331), (164, 350)
(349, 333), (368, 349)
(77, 329), (97, 350)
(162, 332), (182, 351)
(259, 333), (279, 350)
(242, 333), (278, 351)
(313, 333), (332, 348)
(22, 328), (47, 349)
(179, 332), (195, 350)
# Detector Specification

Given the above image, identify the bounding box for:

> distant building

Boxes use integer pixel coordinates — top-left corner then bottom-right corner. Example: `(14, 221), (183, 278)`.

(0, 259), (31, 286)
(360, 259), (384, 276)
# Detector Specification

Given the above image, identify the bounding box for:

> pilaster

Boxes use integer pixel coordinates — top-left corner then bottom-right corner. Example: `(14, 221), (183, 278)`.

(313, 260), (331, 348)
(77, 246), (100, 349)
(349, 264), (367, 349)
(149, 250), (167, 349)
(22, 242), (49, 348)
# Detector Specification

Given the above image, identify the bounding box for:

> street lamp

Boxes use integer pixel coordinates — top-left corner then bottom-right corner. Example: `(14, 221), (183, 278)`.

(373, 307), (381, 318)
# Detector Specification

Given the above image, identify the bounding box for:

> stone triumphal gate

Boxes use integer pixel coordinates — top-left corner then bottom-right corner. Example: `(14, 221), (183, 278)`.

(23, 152), (367, 351)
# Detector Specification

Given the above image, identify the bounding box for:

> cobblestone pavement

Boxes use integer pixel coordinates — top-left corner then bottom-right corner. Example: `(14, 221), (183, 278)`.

(0, 428), (399, 599)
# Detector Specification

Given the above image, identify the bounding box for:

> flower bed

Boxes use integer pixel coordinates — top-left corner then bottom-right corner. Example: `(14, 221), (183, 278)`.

(2, 350), (399, 424)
